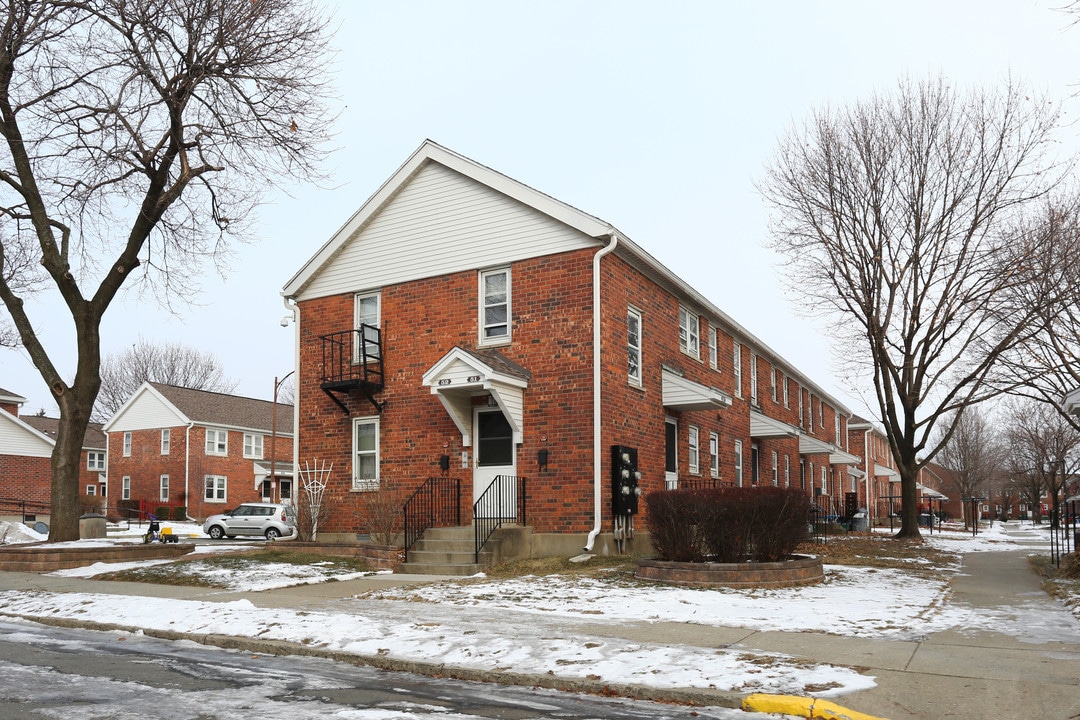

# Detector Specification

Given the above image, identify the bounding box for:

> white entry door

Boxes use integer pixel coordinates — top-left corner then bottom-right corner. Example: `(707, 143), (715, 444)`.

(473, 407), (517, 518)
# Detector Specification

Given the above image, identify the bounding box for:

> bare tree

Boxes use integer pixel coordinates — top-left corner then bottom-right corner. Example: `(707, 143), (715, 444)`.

(94, 338), (238, 421)
(759, 76), (1066, 538)
(0, 1), (334, 541)
(934, 406), (1003, 528)
(1002, 398), (1080, 528)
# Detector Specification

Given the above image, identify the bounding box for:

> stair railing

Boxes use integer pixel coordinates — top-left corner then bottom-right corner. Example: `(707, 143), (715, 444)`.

(403, 477), (461, 556)
(474, 475), (527, 563)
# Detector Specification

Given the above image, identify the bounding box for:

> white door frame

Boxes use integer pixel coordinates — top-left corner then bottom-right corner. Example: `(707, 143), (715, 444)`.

(472, 406), (517, 516)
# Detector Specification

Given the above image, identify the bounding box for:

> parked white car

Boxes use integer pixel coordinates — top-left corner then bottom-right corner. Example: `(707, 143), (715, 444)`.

(202, 503), (297, 540)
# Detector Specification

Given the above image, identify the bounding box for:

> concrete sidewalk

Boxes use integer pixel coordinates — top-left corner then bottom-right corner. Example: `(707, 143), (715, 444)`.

(1, 545), (1079, 720)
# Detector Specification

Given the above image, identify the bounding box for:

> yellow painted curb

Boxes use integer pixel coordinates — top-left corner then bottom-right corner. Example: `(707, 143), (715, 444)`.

(742, 693), (888, 720)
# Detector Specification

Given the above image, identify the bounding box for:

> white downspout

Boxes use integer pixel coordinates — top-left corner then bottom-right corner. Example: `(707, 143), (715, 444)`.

(864, 427), (872, 525)
(184, 421), (194, 519)
(585, 232), (619, 552)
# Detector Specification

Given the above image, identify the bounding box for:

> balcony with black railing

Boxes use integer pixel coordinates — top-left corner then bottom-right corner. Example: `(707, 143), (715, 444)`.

(320, 326), (385, 414)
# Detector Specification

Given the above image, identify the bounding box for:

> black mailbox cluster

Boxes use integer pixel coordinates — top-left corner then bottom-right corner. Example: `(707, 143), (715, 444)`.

(611, 445), (642, 516)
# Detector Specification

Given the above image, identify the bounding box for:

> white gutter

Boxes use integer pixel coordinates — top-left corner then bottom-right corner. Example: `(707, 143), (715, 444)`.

(585, 232), (619, 551)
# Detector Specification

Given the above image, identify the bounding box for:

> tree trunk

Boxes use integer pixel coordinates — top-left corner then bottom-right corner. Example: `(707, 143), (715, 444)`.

(895, 466), (922, 539)
(48, 391), (95, 542)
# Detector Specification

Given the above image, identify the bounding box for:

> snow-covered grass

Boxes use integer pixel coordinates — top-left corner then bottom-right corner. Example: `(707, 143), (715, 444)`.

(0, 519), (1077, 703)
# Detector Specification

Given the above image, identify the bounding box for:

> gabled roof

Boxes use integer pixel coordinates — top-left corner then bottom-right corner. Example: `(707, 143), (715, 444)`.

(0, 387), (26, 405)
(20, 416), (106, 450)
(284, 140), (853, 417)
(105, 382), (294, 435)
(0, 407), (55, 457)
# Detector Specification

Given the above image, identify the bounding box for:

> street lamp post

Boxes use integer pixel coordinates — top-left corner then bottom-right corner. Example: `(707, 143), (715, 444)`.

(269, 371), (295, 503)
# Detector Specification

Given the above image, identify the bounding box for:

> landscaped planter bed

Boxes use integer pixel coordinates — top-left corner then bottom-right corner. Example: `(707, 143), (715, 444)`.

(636, 554), (823, 588)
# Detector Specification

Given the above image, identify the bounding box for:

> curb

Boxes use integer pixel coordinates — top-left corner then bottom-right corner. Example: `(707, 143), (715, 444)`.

(3, 612), (745, 709)
(743, 693), (888, 720)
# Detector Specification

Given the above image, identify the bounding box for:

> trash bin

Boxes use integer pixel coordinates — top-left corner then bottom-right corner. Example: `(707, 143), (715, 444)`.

(79, 513), (106, 539)
(918, 513), (931, 527)
(851, 511), (868, 532)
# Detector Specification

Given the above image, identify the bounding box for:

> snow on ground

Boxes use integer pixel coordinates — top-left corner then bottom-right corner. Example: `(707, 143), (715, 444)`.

(0, 520), (1076, 702)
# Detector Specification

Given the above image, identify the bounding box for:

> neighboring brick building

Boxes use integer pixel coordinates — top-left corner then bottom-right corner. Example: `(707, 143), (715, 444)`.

(0, 386), (107, 528)
(103, 382), (294, 521)
(282, 140), (860, 553)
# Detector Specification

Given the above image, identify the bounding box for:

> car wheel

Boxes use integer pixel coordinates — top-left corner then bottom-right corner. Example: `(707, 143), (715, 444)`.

(207, 525), (225, 540)
(265, 527), (281, 540)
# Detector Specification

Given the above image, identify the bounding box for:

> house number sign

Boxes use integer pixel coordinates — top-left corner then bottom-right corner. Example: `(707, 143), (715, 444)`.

(438, 379), (452, 386)
(467, 375), (481, 382)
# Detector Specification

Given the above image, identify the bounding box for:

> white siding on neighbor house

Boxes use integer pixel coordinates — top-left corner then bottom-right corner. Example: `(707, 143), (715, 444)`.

(0, 415), (53, 457)
(299, 162), (596, 301)
(107, 390), (186, 432)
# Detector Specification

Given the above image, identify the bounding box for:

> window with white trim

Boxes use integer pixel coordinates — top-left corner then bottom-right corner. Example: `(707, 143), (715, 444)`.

(243, 433), (264, 459)
(85, 484), (96, 496)
(679, 307), (699, 358)
(782, 373), (789, 408)
(709, 432), (719, 478)
(733, 342), (742, 398)
(819, 399), (825, 428)
(772, 451), (778, 485)
(821, 465), (828, 493)
(688, 426), (700, 475)
(161, 428), (170, 455)
(770, 368), (777, 403)
(204, 475), (227, 502)
(352, 417), (380, 491)
(87, 452), (105, 471)
(122, 476), (131, 500)
(708, 325), (717, 370)
(480, 268), (511, 343)
(798, 387), (804, 428)
(160, 475), (169, 502)
(835, 415), (841, 445)
(123, 432), (132, 457)
(734, 440), (743, 487)
(205, 428), (228, 456)
(784, 455), (790, 487)
(354, 291), (382, 361)
(750, 352), (758, 404)
(628, 307), (642, 386)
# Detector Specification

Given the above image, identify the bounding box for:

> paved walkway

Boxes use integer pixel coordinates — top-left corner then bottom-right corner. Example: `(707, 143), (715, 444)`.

(1, 534), (1078, 720)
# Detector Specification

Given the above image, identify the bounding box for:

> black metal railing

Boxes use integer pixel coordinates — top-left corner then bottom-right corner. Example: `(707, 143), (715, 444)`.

(403, 477), (461, 554)
(1049, 498), (1078, 568)
(0, 496), (50, 521)
(474, 475), (527, 563)
(320, 326), (386, 413)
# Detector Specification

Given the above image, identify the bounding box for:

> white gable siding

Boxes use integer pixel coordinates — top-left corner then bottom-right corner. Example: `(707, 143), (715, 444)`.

(0, 415), (53, 457)
(107, 391), (186, 432)
(299, 162), (596, 300)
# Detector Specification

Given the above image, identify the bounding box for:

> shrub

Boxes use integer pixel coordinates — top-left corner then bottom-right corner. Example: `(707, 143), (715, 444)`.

(644, 486), (810, 563)
(172, 506), (188, 522)
(155, 506), (170, 520)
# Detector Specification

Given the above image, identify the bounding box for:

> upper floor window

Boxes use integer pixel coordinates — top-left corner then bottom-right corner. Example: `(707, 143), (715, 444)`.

(770, 368), (777, 403)
(122, 432), (132, 457)
(688, 426), (700, 475)
(798, 386), (804, 428)
(87, 451), (105, 471)
(782, 373), (789, 408)
(205, 428), (228, 456)
(244, 433), (264, 459)
(679, 307), (699, 359)
(708, 325), (718, 370)
(354, 291), (382, 361)
(749, 352), (758, 404)
(627, 307), (642, 386)
(835, 415), (842, 445)
(733, 342), (742, 398)
(353, 417), (380, 492)
(161, 428), (170, 455)
(480, 268), (511, 344)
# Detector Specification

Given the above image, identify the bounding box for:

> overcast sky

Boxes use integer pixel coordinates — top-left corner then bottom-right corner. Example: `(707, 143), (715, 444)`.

(3, 0), (1078, 418)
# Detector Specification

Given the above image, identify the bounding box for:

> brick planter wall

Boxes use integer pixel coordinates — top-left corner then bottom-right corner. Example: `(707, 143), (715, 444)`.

(287, 542), (404, 571)
(636, 554), (824, 588)
(0, 542), (194, 573)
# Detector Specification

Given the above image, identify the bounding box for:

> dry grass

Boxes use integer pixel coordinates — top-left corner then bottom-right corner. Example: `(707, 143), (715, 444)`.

(94, 549), (373, 587)
(795, 534), (960, 577)
(483, 553), (640, 579)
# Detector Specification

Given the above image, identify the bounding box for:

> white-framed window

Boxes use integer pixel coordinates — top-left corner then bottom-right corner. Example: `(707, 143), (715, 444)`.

(123, 432), (132, 457)
(243, 433), (264, 459)
(733, 342), (742, 398)
(628, 307), (642, 386)
(750, 352), (758, 404)
(354, 291), (382, 361)
(204, 475), (227, 502)
(205, 428), (228, 456)
(819, 399), (825, 428)
(782, 373), (789, 408)
(772, 451), (779, 485)
(709, 432), (719, 478)
(480, 268), (511, 343)
(679, 307), (699, 359)
(807, 395), (815, 434)
(160, 475), (169, 502)
(734, 440), (743, 487)
(87, 451), (105, 471)
(85, 484), (96, 496)
(835, 415), (842, 445)
(798, 386), (804, 428)
(821, 465), (828, 493)
(688, 426), (700, 475)
(708, 325), (718, 370)
(122, 476), (131, 500)
(784, 455), (790, 487)
(161, 428), (170, 455)
(352, 416), (380, 491)
(770, 368), (777, 403)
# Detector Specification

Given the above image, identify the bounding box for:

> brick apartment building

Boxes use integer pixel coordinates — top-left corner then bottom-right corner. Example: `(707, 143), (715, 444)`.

(282, 140), (862, 554)
(0, 386), (107, 528)
(103, 382), (294, 520)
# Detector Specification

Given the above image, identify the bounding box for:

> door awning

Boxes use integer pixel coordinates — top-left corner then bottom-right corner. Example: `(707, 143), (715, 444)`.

(662, 368), (732, 412)
(875, 463), (901, 479)
(750, 410), (799, 439)
(799, 434), (861, 464)
(422, 347), (531, 446)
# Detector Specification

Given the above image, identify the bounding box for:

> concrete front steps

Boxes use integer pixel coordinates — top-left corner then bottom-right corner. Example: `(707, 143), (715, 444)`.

(398, 525), (529, 576)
